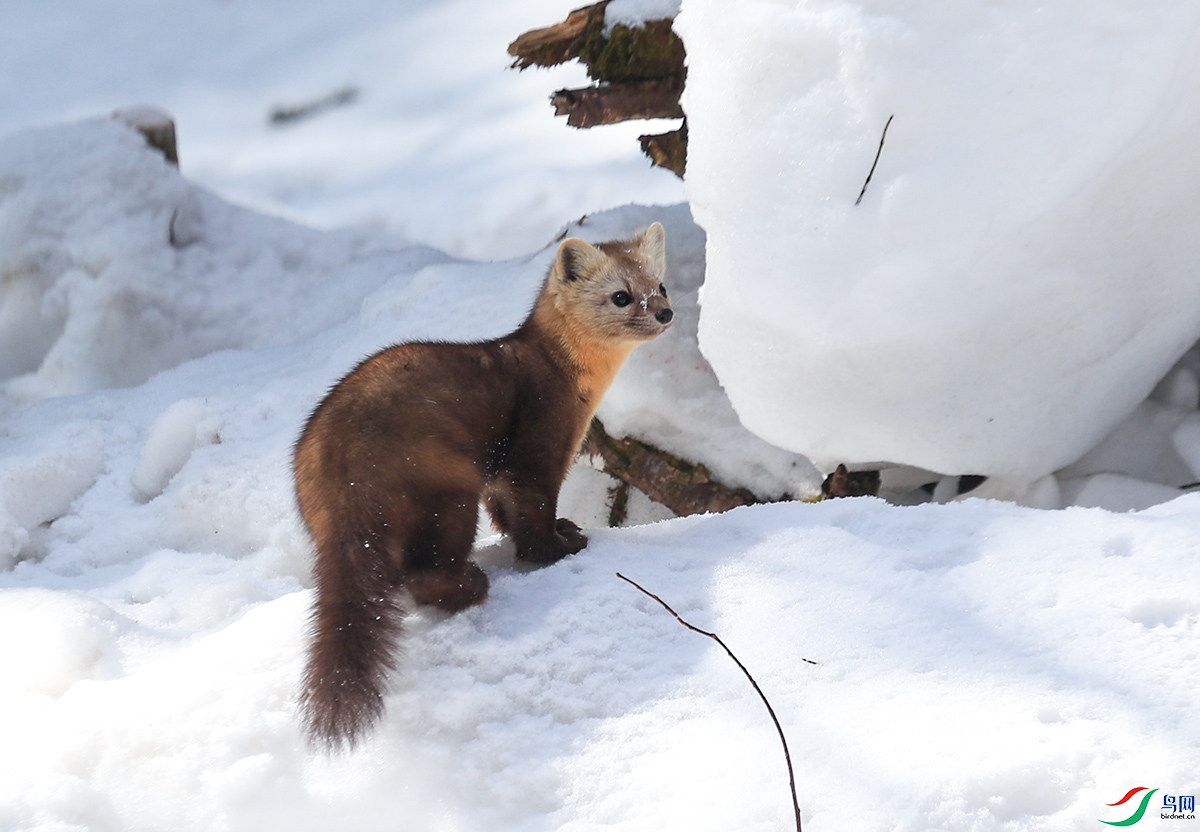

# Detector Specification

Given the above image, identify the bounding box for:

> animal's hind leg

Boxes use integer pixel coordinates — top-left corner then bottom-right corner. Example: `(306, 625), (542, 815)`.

(404, 494), (489, 612)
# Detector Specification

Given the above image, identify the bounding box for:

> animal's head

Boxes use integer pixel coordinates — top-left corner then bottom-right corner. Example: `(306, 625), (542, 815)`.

(548, 222), (673, 343)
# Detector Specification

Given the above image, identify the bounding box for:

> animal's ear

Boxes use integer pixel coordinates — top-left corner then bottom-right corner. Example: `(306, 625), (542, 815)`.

(637, 222), (666, 272)
(556, 237), (606, 283)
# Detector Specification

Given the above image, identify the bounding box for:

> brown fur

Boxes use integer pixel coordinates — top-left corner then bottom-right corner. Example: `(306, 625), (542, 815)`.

(294, 223), (672, 749)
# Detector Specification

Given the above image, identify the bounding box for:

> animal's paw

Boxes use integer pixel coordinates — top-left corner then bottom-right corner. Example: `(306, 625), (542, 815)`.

(516, 519), (589, 565)
(554, 518), (588, 555)
(408, 562), (490, 612)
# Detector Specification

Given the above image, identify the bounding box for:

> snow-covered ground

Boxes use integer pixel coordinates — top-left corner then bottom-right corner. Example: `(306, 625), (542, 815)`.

(1, 2), (1198, 831)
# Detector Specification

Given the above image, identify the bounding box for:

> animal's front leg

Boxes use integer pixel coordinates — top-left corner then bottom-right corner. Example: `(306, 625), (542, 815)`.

(488, 480), (588, 564)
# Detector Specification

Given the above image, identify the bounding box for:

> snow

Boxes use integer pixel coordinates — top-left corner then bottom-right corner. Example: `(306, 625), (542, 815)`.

(605, 0), (682, 29)
(1, 2), (1199, 830)
(0, 0), (683, 261)
(676, 0), (1200, 486)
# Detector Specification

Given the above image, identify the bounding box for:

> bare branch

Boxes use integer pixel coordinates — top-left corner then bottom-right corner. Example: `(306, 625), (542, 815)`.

(855, 114), (894, 206)
(616, 572), (807, 832)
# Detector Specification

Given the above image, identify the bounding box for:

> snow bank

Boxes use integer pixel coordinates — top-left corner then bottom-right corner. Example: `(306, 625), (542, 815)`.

(677, 0), (1200, 484)
(0, 117), (443, 406)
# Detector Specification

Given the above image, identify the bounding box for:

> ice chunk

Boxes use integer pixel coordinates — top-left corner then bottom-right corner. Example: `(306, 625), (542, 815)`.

(1170, 413), (1200, 481)
(0, 434), (106, 568)
(1059, 400), (1195, 487)
(958, 474), (1062, 510)
(1061, 473), (1183, 512)
(1151, 366), (1200, 411)
(131, 398), (214, 502)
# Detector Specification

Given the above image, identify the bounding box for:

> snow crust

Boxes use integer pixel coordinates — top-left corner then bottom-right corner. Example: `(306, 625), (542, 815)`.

(605, 0), (682, 29)
(1, 116), (1198, 830)
(676, 0), (1200, 484)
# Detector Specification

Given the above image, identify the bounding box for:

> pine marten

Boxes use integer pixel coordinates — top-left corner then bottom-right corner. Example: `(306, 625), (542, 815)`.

(294, 223), (673, 749)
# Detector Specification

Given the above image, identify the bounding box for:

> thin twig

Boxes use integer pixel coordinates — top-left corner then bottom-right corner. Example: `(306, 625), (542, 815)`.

(855, 114), (894, 205)
(616, 572), (804, 832)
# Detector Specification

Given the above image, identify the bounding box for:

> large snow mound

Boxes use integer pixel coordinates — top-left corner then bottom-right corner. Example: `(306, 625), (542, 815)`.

(677, 0), (1200, 484)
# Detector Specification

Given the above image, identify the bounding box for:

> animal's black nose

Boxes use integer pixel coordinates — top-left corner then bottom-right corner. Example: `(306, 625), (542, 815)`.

(655, 308), (674, 324)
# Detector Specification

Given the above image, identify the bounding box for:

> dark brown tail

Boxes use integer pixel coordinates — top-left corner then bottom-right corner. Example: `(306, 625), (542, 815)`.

(300, 530), (403, 751)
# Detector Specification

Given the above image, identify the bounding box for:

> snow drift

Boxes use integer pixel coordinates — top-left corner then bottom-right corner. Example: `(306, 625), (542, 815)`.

(677, 0), (1200, 484)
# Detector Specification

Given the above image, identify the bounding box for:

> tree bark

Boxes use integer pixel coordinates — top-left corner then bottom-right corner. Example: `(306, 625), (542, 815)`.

(508, 2), (610, 70)
(639, 123), (687, 177)
(552, 79), (684, 128)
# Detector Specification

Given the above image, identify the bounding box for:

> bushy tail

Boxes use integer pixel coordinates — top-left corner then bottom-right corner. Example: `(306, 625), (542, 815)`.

(300, 532), (403, 751)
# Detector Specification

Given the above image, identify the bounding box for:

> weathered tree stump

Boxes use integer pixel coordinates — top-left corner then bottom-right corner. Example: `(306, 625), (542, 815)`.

(509, 1), (688, 178)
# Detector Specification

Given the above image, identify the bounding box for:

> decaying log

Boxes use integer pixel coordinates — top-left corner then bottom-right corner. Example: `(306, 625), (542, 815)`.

(639, 123), (687, 178)
(113, 107), (178, 165)
(583, 419), (762, 518)
(552, 79), (684, 128)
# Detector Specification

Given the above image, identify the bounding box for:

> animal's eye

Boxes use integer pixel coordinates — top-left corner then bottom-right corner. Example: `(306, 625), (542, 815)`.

(611, 290), (633, 307)
(659, 283), (668, 298)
